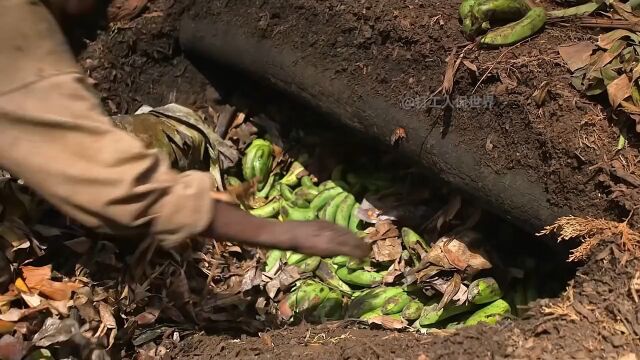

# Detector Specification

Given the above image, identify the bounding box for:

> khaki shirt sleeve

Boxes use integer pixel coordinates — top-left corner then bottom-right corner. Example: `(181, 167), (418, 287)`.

(0, 0), (215, 248)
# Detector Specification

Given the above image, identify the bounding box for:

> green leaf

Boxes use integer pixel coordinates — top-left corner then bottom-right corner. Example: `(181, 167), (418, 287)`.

(585, 79), (607, 95)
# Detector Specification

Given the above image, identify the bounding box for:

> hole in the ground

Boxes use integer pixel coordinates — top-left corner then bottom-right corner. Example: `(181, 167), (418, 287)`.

(183, 52), (578, 329)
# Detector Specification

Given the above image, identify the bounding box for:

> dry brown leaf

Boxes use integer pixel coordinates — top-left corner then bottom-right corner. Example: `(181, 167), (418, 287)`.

(437, 273), (461, 310)
(19, 265), (81, 301)
(98, 302), (117, 329)
(20, 266), (50, 290)
(607, 74), (632, 109)
(135, 307), (160, 326)
(0, 305), (46, 322)
(371, 237), (403, 262)
(40, 281), (82, 302)
(167, 268), (191, 307)
(20, 292), (42, 308)
(442, 241), (468, 271)
(367, 315), (407, 330)
(47, 300), (72, 316)
(532, 81), (551, 107)
(598, 30), (637, 49)
(366, 221), (400, 242)
(32, 318), (80, 347)
(0, 321), (14, 335)
(425, 235), (492, 272)
(462, 60), (478, 76)
(559, 42), (595, 71)
(593, 40), (625, 70)
(228, 123), (258, 149)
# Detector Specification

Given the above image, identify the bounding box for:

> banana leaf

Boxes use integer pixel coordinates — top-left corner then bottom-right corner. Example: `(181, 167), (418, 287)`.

(112, 103), (240, 191)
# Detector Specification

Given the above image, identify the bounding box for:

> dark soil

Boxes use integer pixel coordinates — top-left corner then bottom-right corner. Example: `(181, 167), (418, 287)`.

(80, 0), (640, 358)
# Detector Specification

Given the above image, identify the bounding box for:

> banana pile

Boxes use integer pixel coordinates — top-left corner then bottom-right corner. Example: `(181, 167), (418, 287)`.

(459, 0), (547, 46)
(231, 138), (523, 330)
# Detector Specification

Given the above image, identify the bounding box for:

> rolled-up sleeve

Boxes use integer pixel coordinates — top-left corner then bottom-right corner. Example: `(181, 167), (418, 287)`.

(0, 0), (215, 248)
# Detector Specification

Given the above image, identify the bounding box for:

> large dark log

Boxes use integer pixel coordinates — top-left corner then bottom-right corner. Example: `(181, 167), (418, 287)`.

(179, 20), (568, 233)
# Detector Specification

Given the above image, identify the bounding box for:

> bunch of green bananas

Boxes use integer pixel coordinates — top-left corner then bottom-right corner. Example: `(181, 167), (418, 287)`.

(344, 278), (510, 328)
(237, 138), (516, 328)
(459, 0), (546, 46)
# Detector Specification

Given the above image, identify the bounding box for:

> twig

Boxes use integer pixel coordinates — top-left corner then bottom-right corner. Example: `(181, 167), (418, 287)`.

(472, 42), (524, 94)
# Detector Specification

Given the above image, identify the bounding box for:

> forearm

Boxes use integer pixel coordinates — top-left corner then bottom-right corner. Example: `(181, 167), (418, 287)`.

(208, 202), (290, 248)
(0, 73), (216, 247)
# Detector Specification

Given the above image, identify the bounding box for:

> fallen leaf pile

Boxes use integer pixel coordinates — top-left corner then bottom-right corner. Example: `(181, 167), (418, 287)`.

(559, 2), (640, 134)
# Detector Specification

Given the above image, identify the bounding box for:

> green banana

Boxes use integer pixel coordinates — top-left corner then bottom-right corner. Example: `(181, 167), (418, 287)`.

(381, 293), (412, 315)
(346, 257), (370, 270)
(267, 185), (281, 199)
(287, 252), (310, 265)
(281, 202), (317, 221)
(332, 255), (350, 267)
(256, 173), (277, 198)
(290, 198), (310, 208)
(468, 277), (503, 304)
(301, 176), (317, 189)
(360, 308), (403, 321)
(242, 139), (273, 188)
(359, 308), (384, 321)
(315, 259), (353, 294)
(318, 180), (338, 191)
(401, 300), (424, 321)
(418, 301), (475, 326)
(310, 187), (344, 212)
(248, 198), (282, 218)
(401, 227), (429, 250)
(347, 287), (405, 318)
(308, 289), (344, 322)
(294, 256), (321, 273)
(464, 299), (511, 326)
(445, 322), (465, 330)
(265, 249), (285, 273)
(348, 203), (362, 232)
(224, 175), (242, 188)
(280, 183), (295, 202)
(335, 194), (356, 228)
(281, 161), (306, 187)
(241, 142), (258, 181)
(480, 7), (546, 47)
(282, 280), (331, 317)
(322, 192), (349, 222)
(293, 187), (319, 202)
(464, 0), (530, 39)
(459, 0), (477, 19)
(336, 267), (384, 288)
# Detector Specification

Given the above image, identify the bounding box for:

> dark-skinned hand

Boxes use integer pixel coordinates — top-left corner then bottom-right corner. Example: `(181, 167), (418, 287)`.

(206, 202), (371, 259)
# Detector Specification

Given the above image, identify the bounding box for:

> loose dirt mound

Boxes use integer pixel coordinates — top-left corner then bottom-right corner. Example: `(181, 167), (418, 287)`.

(81, 0), (640, 358)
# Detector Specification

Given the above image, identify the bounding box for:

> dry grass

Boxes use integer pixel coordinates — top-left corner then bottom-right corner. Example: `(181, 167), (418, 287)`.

(539, 216), (640, 262)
